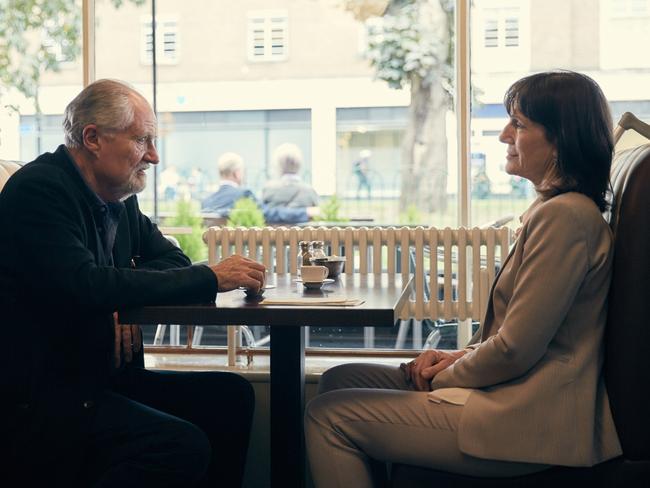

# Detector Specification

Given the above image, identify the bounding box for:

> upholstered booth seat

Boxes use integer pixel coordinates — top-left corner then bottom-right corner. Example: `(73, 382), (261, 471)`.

(0, 159), (22, 192)
(390, 143), (650, 487)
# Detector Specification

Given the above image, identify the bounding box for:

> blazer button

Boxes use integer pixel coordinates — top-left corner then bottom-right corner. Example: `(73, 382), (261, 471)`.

(83, 400), (94, 409)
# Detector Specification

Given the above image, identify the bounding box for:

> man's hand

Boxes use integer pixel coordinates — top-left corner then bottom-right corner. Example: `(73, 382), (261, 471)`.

(113, 312), (142, 368)
(400, 349), (467, 391)
(210, 254), (266, 293)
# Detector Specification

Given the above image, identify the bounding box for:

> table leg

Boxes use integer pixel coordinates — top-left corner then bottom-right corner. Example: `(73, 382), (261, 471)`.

(270, 325), (306, 488)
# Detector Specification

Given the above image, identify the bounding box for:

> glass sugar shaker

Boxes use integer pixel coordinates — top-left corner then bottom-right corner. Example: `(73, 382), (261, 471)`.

(298, 241), (313, 269)
(311, 240), (327, 260)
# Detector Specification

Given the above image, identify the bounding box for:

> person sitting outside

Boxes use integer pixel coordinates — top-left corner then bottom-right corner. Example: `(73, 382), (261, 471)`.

(202, 151), (319, 224)
(353, 149), (372, 199)
(262, 143), (319, 208)
(305, 71), (622, 487)
(0, 79), (265, 487)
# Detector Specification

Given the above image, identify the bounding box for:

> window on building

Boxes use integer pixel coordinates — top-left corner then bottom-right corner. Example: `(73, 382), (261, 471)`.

(482, 9), (519, 48)
(141, 17), (179, 65)
(247, 10), (288, 62)
(483, 18), (499, 47)
(472, 1), (529, 73)
(504, 16), (519, 47)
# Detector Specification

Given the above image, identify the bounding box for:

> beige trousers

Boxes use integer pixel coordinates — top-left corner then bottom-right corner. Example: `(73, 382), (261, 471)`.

(304, 363), (548, 488)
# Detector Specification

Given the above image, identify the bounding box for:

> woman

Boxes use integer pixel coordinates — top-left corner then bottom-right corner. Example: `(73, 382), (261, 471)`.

(304, 71), (622, 487)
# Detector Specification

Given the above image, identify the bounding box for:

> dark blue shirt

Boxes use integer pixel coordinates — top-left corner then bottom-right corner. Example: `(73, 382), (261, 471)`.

(63, 147), (125, 266)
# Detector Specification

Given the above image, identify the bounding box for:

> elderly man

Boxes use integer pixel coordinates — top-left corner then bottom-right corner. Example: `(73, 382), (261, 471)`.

(262, 143), (319, 208)
(0, 80), (264, 487)
(202, 151), (319, 223)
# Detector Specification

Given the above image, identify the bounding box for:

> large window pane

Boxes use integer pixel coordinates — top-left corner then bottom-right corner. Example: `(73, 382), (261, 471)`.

(0, 1), (83, 162)
(95, 0), (156, 212)
(470, 0), (650, 227)
(95, 0), (458, 351)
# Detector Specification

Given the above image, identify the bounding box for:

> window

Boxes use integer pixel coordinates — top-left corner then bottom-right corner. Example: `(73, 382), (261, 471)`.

(247, 10), (288, 62)
(504, 16), (519, 47)
(141, 17), (179, 65)
(482, 9), (519, 48)
(483, 18), (498, 47)
(0, 1), (82, 161)
(472, 0), (529, 73)
(7, 0), (650, 353)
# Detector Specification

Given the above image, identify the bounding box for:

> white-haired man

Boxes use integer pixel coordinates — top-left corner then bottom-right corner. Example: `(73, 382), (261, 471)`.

(202, 151), (320, 223)
(262, 142), (320, 208)
(0, 79), (262, 487)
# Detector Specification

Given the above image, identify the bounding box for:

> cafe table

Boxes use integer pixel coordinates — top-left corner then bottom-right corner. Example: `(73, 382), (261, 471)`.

(119, 272), (413, 488)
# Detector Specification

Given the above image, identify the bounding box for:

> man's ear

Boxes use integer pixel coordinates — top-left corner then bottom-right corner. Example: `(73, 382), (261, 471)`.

(82, 124), (101, 156)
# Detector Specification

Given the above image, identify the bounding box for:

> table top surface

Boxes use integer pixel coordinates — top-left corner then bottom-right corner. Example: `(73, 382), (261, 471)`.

(119, 273), (412, 327)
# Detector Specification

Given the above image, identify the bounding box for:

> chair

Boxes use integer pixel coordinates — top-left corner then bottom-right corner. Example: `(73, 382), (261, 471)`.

(389, 113), (650, 487)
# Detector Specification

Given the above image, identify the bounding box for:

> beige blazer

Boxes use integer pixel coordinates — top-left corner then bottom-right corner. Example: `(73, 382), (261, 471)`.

(431, 192), (622, 467)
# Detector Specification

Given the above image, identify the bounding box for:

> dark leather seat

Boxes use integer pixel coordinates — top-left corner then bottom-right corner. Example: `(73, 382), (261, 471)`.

(390, 144), (650, 487)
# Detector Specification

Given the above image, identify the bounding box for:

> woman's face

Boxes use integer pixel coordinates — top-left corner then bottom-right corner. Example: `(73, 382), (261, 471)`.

(499, 108), (557, 186)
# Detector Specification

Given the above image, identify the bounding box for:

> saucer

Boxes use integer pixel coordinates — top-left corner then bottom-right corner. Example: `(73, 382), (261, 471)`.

(238, 284), (275, 297)
(294, 278), (335, 284)
(301, 278), (334, 290)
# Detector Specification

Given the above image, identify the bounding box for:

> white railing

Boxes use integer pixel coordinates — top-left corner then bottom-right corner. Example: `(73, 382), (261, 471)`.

(154, 225), (512, 362)
(207, 227), (511, 320)
(206, 225), (511, 323)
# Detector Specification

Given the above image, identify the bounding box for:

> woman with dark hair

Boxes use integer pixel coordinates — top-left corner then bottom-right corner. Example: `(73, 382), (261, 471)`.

(305, 71), (622, 488)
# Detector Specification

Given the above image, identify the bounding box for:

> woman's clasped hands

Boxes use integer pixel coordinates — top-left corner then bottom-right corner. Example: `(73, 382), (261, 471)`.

(400, 349), (468, 391)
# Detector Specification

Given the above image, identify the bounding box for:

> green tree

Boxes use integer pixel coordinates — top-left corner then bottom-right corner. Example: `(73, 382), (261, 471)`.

(227, 197), (266, 228)
(319, 194), (349, 222)
(0, 0), (143, 150)
(164, 199), (207, 262)
(339, 0), (454, 214)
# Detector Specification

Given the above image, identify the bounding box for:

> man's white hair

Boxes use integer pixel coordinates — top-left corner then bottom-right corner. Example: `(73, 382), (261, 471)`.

(273, 143), (303, 175)
(218, 152), (244, 177)
(63, 79), (147, 148)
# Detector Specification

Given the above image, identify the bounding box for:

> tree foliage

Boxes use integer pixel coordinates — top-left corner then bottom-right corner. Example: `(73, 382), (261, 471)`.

(0, 0), (144, 108)
(0, 0), (80, 106)
(227, 197), (266, 228)
(365, 0), (453, 94)
(164, 199), (207, 263)
(319, 194), (348, 222)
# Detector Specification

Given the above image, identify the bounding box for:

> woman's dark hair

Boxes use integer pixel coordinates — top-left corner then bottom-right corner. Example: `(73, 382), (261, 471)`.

(504, 70), (613, 211)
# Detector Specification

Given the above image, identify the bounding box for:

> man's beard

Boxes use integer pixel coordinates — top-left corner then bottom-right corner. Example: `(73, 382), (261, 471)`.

(118, 168), (148, 201)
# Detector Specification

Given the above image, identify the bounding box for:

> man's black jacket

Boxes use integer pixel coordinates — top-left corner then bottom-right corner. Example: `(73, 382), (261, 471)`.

(0, 145), (217, 477)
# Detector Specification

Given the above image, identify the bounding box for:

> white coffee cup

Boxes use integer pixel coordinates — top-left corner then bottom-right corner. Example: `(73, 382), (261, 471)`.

(300, 265), (328, 283)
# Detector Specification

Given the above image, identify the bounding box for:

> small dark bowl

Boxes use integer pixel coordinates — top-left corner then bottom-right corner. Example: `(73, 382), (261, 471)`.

(310, 257), (345, 278)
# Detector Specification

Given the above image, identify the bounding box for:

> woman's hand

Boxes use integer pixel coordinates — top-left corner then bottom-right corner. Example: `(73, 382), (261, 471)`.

(400, 349), (468, 391)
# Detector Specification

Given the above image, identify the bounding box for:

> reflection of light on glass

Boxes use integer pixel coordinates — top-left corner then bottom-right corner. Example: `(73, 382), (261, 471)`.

(356, 126), (367, 133)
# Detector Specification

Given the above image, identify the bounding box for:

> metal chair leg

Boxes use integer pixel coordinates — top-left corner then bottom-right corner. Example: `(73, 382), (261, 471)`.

(395, 319), (410, 349)
(153, 324), (167, 345)
(192, 326), (204, 346)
